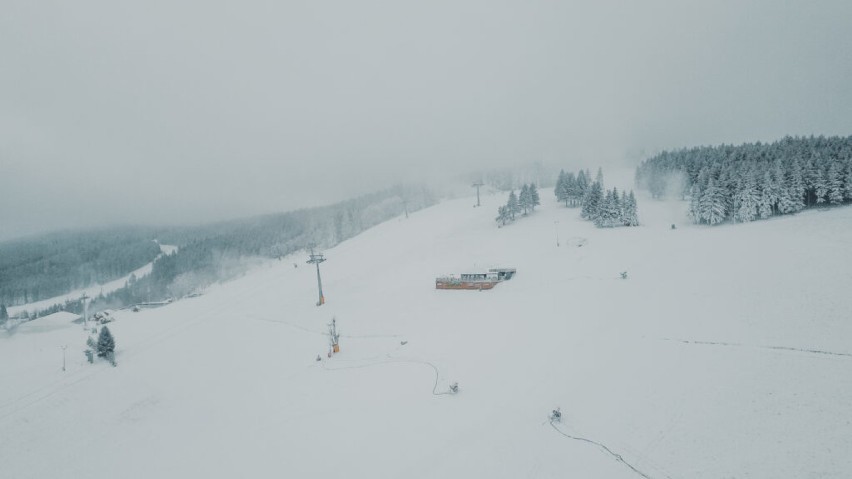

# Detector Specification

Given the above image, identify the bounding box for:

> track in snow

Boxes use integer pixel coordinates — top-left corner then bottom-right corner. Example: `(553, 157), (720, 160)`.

(321, 355), (457, 396)
(663, 338), (852, 359)
(548, 420), (663, 479)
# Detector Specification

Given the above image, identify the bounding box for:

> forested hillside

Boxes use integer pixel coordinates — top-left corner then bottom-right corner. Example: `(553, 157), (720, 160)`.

(7, 184), (434, 318)
(635, 136), (852, 224)
(0, 228), (162, 306)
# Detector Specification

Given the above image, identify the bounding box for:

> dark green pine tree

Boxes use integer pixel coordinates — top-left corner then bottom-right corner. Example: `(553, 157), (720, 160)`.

(97, 326), (116, 357)
(0, 304), (7, 323)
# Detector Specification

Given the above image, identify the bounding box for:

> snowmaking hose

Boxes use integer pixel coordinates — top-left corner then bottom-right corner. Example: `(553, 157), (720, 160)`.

(548, 420), (656, 479)
(321, 355), (456, 396)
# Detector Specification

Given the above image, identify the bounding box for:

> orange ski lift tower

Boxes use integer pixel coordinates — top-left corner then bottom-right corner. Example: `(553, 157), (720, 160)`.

(307, 249), (327, 306)
(328, 317), (340, 353)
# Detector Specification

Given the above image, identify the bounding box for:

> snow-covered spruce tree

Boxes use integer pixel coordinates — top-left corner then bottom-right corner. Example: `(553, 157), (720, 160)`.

(757, 170), (775, 219)
(603, 188), (622, 227)
(495, 205), (510, 226)
(814, 166), (828, 205)
(845, 159), (852, 201)
(506, 190), (519, 220)
(688, 185), (702, 222)
(625, 190), (639, 226)
(699, 179), (727, 225)
(595, 167), (604, 188)
(568, 173), (583, 206)
(557, 173), (576, 206)
(519, 184), (531, 215)
(0, 304), (7, 324)
(827, 162), (844, 205)
(576, 170), (589, 200)
(529, 183), (541, 211)
(786, 159), (806, 212)
(593, 190), (611, 227)
(581, 181), (601, 219)
(555, 170), (567, 203)
(734, 172), (759, 222)
(97, 326), (115, 358)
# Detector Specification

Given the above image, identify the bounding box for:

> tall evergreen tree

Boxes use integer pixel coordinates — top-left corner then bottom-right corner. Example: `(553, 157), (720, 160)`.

(97, 326), (116, 358)
(787, 159), (806, 212)
(598, 188), (621, 227)
(495, 206), (510, 226)
(555, 170), (567, 203)
(814, 167), (828, 204)
(595, 167), (604, 188)
(757, 171), (773, 219)
(845, 160), (852, 201)
(624, 191), (639, 226)
(582, 182), (604, 220)
(699, 179), (727, 225)
(529, 184), (541, 210)
(519, 184), (531, 215)
(576, 170), (589, 201)
(734, 172), (760, 222)
(507, 190), (519, 220)
(688, 184), (702, 223)
(0, 304), (7, 323)
(827, 162), (844, 205)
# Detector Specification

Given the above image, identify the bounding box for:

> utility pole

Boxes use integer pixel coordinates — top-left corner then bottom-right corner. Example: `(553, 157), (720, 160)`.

(61, 345), (67, 372)
(81, 292), (89, 328)
(306, 249), (327, 306)
(554, 220), (560, 247)
(471, 181), (484, 207)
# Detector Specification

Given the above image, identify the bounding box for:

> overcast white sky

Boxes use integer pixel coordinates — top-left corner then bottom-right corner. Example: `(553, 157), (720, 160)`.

(2, 0), (851, 240)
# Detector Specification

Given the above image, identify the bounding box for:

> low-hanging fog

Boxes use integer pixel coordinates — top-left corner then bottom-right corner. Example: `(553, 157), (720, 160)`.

(2, 0), (851, 240)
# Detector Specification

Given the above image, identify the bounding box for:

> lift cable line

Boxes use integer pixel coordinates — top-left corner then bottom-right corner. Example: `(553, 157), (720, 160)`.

(306, 249), (327, 306)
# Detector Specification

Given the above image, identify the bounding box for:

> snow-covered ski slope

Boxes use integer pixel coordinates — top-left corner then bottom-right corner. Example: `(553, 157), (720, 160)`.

(2, 184), (851, 479)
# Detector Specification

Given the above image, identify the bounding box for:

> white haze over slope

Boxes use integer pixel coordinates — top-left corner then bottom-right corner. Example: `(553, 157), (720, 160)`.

(1, 182), (851, 478)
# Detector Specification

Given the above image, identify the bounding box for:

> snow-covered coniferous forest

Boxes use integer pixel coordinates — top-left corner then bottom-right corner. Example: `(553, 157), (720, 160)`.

(635, 136), (852, 224)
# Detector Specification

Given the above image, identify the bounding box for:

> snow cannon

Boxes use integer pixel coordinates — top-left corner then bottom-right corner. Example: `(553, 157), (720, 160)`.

(550, 408), (562, 423)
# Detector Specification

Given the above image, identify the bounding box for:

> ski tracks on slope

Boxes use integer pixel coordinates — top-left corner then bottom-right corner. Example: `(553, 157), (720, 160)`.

(662, 338), (852, 359)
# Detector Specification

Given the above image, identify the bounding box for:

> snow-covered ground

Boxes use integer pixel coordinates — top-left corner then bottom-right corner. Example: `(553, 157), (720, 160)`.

(2, 186), (851, 479)
(8, 243), (178, 317)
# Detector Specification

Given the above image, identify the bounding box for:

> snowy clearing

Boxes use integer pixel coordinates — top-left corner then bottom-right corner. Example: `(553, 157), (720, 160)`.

(1, 190), (850, 479)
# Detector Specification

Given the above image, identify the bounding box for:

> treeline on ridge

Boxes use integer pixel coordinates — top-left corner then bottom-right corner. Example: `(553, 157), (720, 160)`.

(6, 185), (434, 319)
(635, 136), (852, 225)
(0, 228), (162, 306)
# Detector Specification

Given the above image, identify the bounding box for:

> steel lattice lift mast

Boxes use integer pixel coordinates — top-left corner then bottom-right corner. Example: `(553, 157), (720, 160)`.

(306, 249), (327, 306)
(471, 181), (484, 207)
